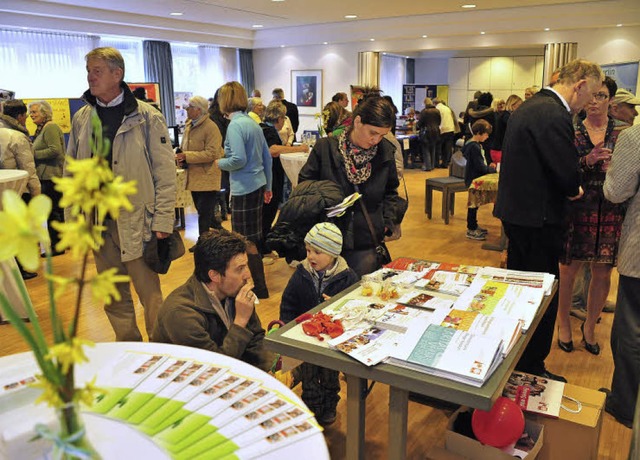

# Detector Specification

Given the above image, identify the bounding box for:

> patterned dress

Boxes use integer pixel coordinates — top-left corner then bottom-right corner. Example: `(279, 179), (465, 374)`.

(561, 118), (627, 265)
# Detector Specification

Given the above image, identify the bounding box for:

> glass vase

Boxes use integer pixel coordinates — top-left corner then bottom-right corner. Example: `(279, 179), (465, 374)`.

(55, 402), (101, 459)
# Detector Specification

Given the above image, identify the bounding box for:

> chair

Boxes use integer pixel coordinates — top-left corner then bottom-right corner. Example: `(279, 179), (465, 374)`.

(424, 152), (468, 224)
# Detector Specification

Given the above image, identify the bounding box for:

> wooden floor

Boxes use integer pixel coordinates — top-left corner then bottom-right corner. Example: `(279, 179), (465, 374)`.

(0, 167), (632, 459)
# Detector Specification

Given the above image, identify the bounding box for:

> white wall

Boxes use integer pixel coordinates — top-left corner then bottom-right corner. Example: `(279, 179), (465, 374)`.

(253, 43), (360, 134)
(447, 56), (545, 116)
(414, 58), (449, 85)
(254, 25), (640, 133)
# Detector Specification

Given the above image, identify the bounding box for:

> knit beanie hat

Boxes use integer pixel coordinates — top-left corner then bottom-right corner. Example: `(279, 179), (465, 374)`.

(304, 222), (343, 257)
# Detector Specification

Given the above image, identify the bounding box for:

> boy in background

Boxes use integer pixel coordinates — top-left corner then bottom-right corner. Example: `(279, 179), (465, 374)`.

(464, 119), (496, 241)
(279, 222), (359, 425)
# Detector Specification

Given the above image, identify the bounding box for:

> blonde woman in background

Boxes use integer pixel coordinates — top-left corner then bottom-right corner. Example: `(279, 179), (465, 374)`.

(29, 100), (65, 256)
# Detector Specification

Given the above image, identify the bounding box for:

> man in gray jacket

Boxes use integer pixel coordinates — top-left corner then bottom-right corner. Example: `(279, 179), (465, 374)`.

(67, 47), (176, 341)
(603, 123), (640, 429)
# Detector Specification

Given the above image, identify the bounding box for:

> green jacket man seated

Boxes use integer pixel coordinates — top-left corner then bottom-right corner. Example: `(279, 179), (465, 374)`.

(152, 230), (273, 371)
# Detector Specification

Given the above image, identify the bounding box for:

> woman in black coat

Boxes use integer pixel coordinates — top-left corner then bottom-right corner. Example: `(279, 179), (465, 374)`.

(298, 96), (401, 277)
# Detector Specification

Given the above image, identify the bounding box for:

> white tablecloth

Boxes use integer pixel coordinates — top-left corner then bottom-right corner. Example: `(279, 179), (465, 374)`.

(0, 342), (330, 460)
(280, 152), (310, 188)
(0, 170), (30, 322)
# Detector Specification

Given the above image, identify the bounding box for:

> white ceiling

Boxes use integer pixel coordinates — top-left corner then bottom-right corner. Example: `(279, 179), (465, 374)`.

(1, 0), (639, 52)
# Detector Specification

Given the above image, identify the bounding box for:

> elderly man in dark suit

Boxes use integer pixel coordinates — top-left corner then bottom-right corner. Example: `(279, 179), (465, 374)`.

(494, 59), (604, 382)
(272, 88), (299, 141)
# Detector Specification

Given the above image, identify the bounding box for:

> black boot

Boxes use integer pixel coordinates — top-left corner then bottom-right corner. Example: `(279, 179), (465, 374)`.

(246, 242), (269, 299)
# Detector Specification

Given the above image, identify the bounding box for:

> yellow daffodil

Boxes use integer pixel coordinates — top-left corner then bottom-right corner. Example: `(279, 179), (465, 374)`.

(55, 157), (114, 217)
(73, 377), (106, 407)
(52, 215), (105, 257)
(46, 338), (94, 374)
(31, 376), (64, 408)
(91, 268), (129, 306)
(0, 190), (51, 271)
(94, 176), (137, 222)
(46, 274), (76, 300)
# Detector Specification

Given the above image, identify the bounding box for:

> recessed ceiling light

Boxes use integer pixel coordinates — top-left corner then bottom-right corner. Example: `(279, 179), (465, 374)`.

(406, 56), (410, 58)
(616, 23), (623, 27)
(323, 42), (328, 45)
(344, 14), (357, 19)
(169, 12), (183, 16)
(369, 38), (375, 41)
(272, 0), (285, 2)
(252, 24), (263, 28)
(462, 4), (476, 8)
(422, 34), (428, 38)
(544, 27), (550, 31)
(280, 44), (285, 48)
(382, 52), (387, 55)
(480, 31), (486, 35)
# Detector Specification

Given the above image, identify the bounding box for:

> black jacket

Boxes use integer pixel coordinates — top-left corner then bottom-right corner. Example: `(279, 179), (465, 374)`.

(266, 180), (344, 261)
(282, 99), (299, 136)
(299, 136), (400, 251)
(494, 89), (580, 227)
(280, 257), (359, 324)
(463, 141), (496, 187)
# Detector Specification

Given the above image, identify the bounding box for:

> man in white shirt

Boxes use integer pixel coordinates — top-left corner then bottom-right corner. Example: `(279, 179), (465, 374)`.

(434, 98), (456, 168)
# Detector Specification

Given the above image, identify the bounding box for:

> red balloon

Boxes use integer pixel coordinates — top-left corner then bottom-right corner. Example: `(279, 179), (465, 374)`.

(472, 397), (525, 448)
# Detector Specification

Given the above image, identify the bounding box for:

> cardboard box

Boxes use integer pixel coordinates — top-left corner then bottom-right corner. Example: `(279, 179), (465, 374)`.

(528, 383), (605, 460)
(445, 407), (544, 459)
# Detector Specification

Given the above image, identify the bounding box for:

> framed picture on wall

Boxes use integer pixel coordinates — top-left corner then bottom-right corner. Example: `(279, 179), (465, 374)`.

(291, 70), (322, 114)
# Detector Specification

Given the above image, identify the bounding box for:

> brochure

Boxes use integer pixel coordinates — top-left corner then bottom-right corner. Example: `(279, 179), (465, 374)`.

(429, 308), (522, 356)
(476, 267), (555, 296)
(453, 279), (544, 332)
(388, 321), (504, 387)
(503, 371), (565, 418)
(415, 270), (474, 296)
(396, 290), (454, 310)
(327, 326), (404, 366)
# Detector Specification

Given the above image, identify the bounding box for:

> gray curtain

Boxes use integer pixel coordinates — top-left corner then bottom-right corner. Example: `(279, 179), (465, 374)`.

(406, 58), (415, 84)
(239, 49), (255, 94)
(143, 40), (175, 125)
(543, 42), (578, 87)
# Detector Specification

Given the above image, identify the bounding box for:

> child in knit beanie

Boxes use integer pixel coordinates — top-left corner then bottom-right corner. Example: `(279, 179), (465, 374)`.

(279, 222), (359, 425)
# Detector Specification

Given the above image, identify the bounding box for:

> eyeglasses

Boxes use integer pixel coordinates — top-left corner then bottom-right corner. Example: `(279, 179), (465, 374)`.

(592, 92), (609, 101)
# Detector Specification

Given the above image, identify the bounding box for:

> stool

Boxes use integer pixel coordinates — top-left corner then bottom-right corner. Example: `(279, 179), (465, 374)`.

(425, 177), (468, 224)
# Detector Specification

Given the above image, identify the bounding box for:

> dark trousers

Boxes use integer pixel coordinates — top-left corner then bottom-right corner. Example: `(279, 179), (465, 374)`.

(41, 179), (64, 249)
(608, 274), (640, 424)
(467, 207), (478, 231)
(420, 139), (437, 171)
(231, 188), (268, 298)
(439, 131), (455, 167)
(503, 222), (563, 375)
(297, 362), (341, 417)
(191, 190), (220, 235)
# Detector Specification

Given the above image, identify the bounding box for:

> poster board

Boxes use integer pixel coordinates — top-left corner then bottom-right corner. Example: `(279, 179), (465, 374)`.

(402, 84), (449, 112)
(601, 61), (639, 95)
(23, 98), (86, 141)
(128, 82), (161, 106)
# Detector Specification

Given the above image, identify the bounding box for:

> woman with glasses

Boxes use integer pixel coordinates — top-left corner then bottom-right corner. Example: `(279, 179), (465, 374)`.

(556, 76), (627, 356)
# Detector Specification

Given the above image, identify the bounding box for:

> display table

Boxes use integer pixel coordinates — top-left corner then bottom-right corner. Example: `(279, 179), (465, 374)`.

(266, 272), (557, 460)
(396, 134), (420, 168)
(280, 152), (309, 188)
(0, 342), (330, 460)
(0, 169), (30, 323)
(468, 173), (506, 252)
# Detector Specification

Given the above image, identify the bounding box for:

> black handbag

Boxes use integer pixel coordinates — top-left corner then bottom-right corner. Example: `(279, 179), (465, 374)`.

(358, 196), (392, 267)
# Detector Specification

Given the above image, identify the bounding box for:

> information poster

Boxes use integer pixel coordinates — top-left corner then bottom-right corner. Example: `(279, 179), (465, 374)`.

(601, 61), (639, 95)
(23, 98), (85, 139)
